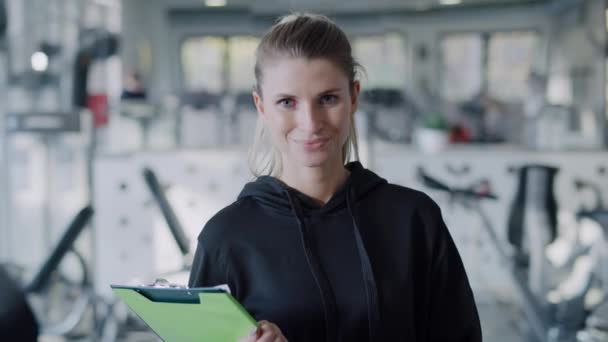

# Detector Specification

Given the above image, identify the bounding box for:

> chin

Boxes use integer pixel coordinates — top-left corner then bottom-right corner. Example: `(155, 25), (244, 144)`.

(294, 152), (337, 168)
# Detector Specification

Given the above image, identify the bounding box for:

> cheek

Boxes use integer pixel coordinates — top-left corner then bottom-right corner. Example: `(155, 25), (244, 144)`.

(263, 109), (293, 142)
(331, 107), (352, 141)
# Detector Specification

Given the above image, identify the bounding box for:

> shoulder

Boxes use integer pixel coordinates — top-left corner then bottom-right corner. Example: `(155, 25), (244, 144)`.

(373, 181), (442, 214)
(196, 197), (260, 245)
(368, 182), (447, 247)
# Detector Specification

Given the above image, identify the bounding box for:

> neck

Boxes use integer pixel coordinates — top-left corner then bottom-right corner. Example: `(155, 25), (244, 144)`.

(279, 158), (350, 205)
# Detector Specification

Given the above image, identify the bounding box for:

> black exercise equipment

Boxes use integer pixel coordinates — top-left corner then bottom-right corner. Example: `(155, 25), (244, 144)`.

(419, 167), (607, 342)
(361, 88), (405, 107)
(418, 167), (497, 201)
(0, 205), (93, 340)
(27, 205), (94, 293)
(0, 0), (6, 39)
(0, 266), (38, 342)
(507, 165), (559, 265)
(142, 168), (191, 257)
(361, 87), (419, 143)
(180, 91), (221, 111)
(235, 91), (254, 110)
(72, 29), (120, 107)
(418, 167), (550, 342)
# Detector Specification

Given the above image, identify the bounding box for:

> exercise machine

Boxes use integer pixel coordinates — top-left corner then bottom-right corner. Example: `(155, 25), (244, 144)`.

(418, 166), (607, 342)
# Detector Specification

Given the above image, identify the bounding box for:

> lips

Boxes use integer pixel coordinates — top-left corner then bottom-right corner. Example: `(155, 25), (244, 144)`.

(293, 137), (330, 150)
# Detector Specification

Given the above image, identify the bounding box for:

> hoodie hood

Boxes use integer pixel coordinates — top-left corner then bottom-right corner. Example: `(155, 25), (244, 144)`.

(237, 161), (387, 215)
(190, 160), (482, 341)
(237, 161), (386, 341)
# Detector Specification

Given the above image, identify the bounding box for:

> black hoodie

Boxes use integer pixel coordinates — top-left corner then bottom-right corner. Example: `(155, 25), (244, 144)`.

(189, 161), (481, 341)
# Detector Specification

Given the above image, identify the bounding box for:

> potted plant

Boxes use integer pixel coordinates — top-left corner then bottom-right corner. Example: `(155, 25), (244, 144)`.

(414, 112), (449, 154)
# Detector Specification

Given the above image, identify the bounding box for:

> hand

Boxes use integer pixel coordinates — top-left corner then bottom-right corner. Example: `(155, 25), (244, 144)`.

(239, 320), (288, 342)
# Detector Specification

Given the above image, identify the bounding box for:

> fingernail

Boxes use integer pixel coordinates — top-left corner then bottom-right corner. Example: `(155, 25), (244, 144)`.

(249, 327), (258, 336)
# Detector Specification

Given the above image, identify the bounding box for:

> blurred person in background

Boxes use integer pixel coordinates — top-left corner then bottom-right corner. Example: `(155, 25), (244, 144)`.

(121, 70), (147, 100)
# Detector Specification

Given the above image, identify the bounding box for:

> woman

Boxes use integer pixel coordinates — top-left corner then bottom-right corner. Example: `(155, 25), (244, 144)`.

(189, 13), (481, 342)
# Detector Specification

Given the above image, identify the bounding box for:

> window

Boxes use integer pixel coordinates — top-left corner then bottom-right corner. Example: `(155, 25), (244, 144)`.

(181, 36), (226, 93)
(440, 34), (483, 101)
(228, 36), (260, 92)
(440, 31), (539, 102)
(181, 35), (260, 94)
(353, 33), (407, 88)
(488, 32), (539, 101)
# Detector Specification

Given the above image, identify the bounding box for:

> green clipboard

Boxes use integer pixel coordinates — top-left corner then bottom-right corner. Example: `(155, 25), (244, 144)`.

(111, 285), (257, 342)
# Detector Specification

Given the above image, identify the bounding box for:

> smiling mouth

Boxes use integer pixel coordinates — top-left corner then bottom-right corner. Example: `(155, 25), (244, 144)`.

(293, 137), (330, 150)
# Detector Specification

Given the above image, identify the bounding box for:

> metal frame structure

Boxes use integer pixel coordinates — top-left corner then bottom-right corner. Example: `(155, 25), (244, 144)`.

(0, 29), (11, 261)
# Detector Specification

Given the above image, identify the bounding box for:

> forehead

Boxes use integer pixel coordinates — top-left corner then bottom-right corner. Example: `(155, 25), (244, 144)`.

(260, 57), (349, 95)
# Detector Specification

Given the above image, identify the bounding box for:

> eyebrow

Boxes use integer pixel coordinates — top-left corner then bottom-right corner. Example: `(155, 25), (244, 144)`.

(274, 93), (295, 99)
(273, 88), (342, 99)
(318, 88), (342, 95)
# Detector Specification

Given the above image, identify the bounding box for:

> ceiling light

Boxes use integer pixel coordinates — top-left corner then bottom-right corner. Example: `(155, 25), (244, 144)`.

(205, 0), (226, 7)
(31, 51), (48, 72)
(440, 0), (462, 5)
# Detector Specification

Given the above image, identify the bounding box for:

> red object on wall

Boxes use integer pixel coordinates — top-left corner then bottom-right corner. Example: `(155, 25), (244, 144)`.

(449, 124), (472, 143)
(87, 94), (109, 128)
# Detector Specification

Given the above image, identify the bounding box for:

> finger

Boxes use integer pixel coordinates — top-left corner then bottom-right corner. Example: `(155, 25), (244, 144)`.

(256, 322), (279, 342)
(256, 330), (278, 342)
(237, 335), (255, 342)
(257, 321), (276, 333)
(237, 326), (259, 342)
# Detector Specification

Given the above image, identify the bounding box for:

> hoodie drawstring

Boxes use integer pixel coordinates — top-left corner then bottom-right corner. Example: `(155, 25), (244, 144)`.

(285, 190), (339, 341)
(285, 187), (380, 342)
(346, 187), (380, 341)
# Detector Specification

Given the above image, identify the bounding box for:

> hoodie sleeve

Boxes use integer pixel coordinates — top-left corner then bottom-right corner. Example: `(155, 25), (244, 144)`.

(426, 200), (482, 342)
(188, 227), (228, 288)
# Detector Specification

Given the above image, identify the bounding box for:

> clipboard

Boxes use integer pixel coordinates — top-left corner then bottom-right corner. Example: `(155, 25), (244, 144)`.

(111, 284), (257, 342)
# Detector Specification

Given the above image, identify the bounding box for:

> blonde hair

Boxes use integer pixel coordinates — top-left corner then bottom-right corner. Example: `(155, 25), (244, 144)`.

(249, 13), (362, 177)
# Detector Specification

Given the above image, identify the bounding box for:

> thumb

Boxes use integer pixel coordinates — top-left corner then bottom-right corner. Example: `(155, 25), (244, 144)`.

(238, 326), (260, 342)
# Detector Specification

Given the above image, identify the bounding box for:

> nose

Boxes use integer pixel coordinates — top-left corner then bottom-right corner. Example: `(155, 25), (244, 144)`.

(297, 102), (324, 133)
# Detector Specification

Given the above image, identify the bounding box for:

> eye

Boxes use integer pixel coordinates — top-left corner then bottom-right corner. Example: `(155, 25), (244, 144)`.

(277, 98), (296, 109)
(320, 94), (338, 105)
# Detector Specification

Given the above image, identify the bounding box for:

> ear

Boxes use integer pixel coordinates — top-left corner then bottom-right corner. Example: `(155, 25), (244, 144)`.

(350, 80), (361, 115)
(252, 90), (265, 119)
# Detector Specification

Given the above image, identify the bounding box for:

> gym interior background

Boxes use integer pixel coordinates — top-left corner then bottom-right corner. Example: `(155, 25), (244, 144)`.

(0, 0), (607, 341)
